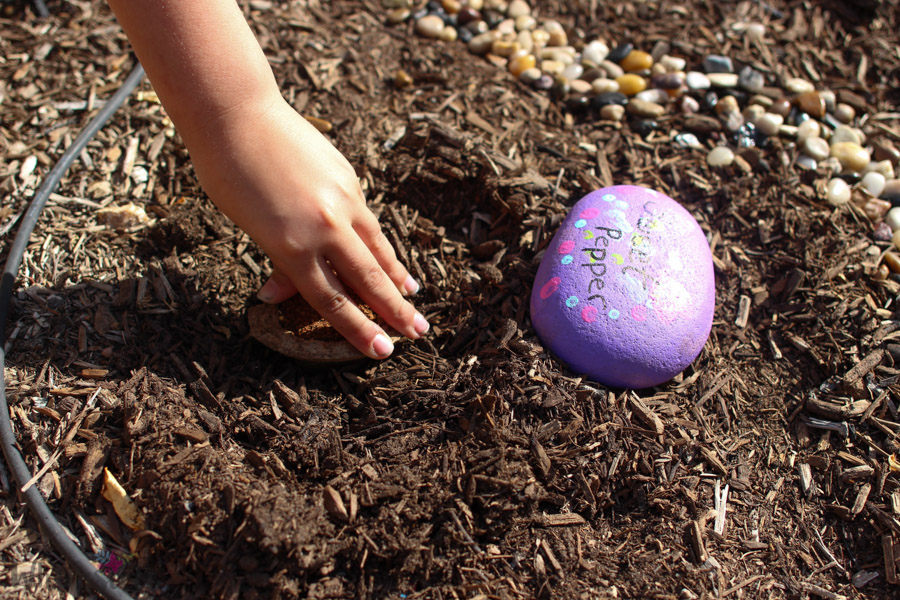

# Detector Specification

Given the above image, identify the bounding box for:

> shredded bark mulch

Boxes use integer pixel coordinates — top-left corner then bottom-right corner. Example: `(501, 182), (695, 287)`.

(2, 0), (900, 598)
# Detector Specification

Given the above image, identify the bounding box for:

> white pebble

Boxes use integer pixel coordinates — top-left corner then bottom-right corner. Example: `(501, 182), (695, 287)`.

(707, 73), (739, 88)
(802, 137), (831, 161)
(756, 112), (784, 136)
(861, 172), (887, 198)
(659, 55), (686, 72)
(867, 160), (896, 180)
(885, 207), (900, 231)
(582, 40), (609, 65)
(785, 77), (815, 94)
(795, 155), (817, 171)
(562, 63), (584, 81)
(591, 78), (619, 94)
(826, 177), (851, 206)
(707, 146), (735, 167)
(685, 71), (711, 90)
(635, 88), (669, 104)
(796, 120), (821, 142)
(830, 125), (861, 146)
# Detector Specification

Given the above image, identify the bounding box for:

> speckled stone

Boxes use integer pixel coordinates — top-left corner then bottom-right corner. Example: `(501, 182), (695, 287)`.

(703, 54), (734, 73)
(738, 66), (765, 92)
(875, 221), (894, 241)
(707, 146), (735, 167)
(530, 185), (715, 388)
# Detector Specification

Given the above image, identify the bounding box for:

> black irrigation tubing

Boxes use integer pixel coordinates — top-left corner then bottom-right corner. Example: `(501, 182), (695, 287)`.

(0, 61), (144, 600)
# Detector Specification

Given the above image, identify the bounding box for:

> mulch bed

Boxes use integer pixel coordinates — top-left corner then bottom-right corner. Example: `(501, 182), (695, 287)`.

(2, 0), (900, 598)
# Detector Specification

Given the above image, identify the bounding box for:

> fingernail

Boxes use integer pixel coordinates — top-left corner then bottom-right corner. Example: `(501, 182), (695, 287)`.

(404, 275), (420, 295)
(372, 333), (394, 358)
(257, 278), (278, 303)
(413, 312), (430, 336)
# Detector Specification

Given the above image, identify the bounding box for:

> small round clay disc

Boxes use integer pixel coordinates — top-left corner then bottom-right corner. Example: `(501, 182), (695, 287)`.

(248, 295), (372, 365)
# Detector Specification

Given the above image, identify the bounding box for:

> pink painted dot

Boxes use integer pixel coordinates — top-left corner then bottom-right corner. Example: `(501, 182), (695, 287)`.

(581, 306), (598, 323)
(579, 207), (600, 219)
(539, 277), (561, 300)
(558, 240), (575, 254)
(631, 305), (647, 321)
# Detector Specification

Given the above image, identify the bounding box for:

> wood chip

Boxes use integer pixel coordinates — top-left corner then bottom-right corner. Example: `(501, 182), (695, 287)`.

(323, 485), (349, 522)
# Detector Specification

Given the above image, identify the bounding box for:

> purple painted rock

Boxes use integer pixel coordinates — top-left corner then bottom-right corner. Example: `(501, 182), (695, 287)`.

(530, 185), (715, 388)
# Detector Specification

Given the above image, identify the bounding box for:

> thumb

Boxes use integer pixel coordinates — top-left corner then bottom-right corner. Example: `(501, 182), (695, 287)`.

(257, 268), (298, 304)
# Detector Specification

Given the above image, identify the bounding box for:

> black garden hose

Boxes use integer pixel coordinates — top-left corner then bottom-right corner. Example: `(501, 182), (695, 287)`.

(0, 62), (144, 600)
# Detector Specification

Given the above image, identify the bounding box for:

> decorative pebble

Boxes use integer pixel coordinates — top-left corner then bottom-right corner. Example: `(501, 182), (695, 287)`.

(830, 125), (861, 146)
(562, 63), (584, 81)
(621, 50), (653, 72)
(883, 180), (900, 202)
(830, 142), (870, 172)
(600, 60), (625, 79)
(509, 53), (536, 77)
(591, 78), (619, 94)
(874, 221), (894, 241)
(875, 142), (900, 167)
(802, 137), (830, 161)
(679, 95), (700, 114)
(825, 177), (852, 206)
(769, 98), (791, 117)
(387, 8), (411, 23)
(518, 66), (542, 84)
(506, 0), (530, 18)
(540, 59), (565, 76)
(627, 99), (666, 119)
(703, 55), (734, 73)
(743, 104), (765, 124)
(468, 30), (499, 54)
(659, 55), (686, 72)
(869, 160), (895, 180)
(457, 6), (481, 25)
(785, 77), (815, 94)
(738, 66), (764, 92)
(795, 91), (825, 118)
(515, 14), (536, 31)
(833, 103), (855, 124)
(885, 207), (900, 231)
(864, 198), (891, 221)
(439, 26), (458, 42)
(592, 92), (628, 109)
(795, 155), (817, 171)
(714, 95), (739, 115)
(796, 119), (820, 142)
(707, 73), (739, 88)
(442, 0), (461, 13)
(583, 40), (610, 65)
(707, 146), (735, 167)
(893, 229), (900, 252)
(530, 185), (715, 388)
(755, 112), (784, 137)
(616, 73), (647, 96)
(634, 88), (669, 105)
(861, 172), (886, 198)
(570, 79), (592, 95)
(674, 133), (703, 149)
(415, 14), (446, 38)
(607, 42), (634, 64)
(599, 104), (625, 121)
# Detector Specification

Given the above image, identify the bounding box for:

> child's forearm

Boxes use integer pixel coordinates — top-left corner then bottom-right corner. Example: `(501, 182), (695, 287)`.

(106, 0), (281, 143)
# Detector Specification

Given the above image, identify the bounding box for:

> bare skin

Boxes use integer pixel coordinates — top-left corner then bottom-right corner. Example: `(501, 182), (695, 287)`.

(106, 0), (428, 359)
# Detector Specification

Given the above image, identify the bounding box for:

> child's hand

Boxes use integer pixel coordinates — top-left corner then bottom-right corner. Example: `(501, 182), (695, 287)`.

(183, 94), (428, 359)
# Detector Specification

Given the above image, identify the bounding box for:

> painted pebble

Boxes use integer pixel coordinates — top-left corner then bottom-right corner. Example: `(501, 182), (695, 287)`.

(530, 185), (715, 388)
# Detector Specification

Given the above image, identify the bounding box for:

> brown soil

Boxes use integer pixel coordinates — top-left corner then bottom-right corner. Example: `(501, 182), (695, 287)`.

(2, 0), (900, 599)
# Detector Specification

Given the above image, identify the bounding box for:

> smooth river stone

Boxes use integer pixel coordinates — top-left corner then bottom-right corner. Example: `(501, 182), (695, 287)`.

(530, 185), (715, 389)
